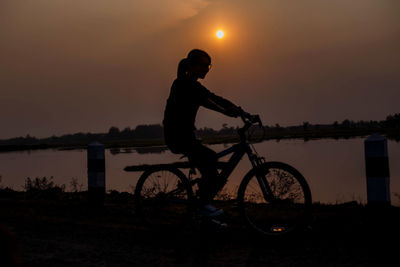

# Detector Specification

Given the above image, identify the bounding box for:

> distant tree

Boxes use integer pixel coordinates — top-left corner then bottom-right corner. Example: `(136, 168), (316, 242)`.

(24, 134), (37, 144)
(219, 124), (235, 135)
(196, 127), (217, 138)
(303, 122), (310, 130)
(385, 113), (400, 128)
(120, 127), (133, 138)
(134, 124), (163, 138)
(341, 119), (351, 128)
(108, 126), (120, 136)
(25, 134), (36, 140)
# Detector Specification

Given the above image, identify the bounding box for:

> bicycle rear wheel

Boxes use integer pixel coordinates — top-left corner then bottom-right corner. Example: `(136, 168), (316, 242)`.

(237, 161), (312, 236)
(134, 165), (194, 225)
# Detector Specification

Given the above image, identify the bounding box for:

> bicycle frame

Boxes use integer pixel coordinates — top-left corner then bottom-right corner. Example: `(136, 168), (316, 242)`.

(215, 135), (273, 202)
(216, 141), (253, 181)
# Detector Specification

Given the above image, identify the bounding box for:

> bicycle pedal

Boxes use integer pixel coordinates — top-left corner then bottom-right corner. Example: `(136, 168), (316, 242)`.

(201, 218), (228, 230)
(211, 219), (228, 228)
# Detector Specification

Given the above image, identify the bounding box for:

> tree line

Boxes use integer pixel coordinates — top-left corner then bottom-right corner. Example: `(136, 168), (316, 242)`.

(0, 124), (164, 148)
(1, 113), (399, 151)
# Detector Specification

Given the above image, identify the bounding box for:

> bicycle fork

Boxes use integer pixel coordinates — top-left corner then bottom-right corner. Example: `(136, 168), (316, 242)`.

(249, 153), (275, 203)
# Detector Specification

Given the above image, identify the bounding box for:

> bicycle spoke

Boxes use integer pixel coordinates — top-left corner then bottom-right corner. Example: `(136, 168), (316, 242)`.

(239, 162), (312, 236)
(135, 167), (193, 225)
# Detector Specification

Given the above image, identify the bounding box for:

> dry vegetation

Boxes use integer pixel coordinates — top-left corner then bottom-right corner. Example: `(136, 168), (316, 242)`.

(1, 178), (400, 266)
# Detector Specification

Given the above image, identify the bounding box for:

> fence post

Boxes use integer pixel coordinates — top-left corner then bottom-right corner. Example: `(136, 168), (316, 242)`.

(364, 134), (390, 205)
(87, 142), (105, 205)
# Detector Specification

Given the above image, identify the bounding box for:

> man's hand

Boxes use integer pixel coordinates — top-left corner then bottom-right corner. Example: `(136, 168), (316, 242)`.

(225, 106), (244, 117)
(239, 110), (262, 126)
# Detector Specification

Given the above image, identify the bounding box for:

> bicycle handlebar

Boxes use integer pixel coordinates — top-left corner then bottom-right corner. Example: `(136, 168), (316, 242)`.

(240, 112), (262, 127)
(238, 111), (264, 141)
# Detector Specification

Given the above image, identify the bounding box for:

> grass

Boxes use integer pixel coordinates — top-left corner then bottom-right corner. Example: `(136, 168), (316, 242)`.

(1, 188), (400, 266)
(1, 176), (400, 266)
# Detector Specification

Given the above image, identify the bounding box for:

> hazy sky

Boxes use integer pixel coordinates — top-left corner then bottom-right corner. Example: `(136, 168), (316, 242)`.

(1, 0), (399, 139)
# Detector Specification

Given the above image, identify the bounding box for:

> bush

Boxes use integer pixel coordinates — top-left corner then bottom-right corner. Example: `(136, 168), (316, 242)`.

(24, 177), (65, 199)
(69, 177), (83, 192)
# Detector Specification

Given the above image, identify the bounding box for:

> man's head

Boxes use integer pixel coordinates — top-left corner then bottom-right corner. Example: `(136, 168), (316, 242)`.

(187, 49), (212, 79)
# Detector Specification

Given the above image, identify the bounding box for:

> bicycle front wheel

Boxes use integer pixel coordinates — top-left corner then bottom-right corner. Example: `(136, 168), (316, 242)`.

(237, 162), (312, 236)
(134, 165), (194, 225)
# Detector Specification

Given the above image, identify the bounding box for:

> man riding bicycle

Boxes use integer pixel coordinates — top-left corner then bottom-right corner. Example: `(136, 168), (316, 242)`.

(163, 49), (247, 217)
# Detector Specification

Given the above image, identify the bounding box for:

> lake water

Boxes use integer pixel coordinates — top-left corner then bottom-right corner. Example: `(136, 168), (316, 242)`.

(1, 138), (399, 206)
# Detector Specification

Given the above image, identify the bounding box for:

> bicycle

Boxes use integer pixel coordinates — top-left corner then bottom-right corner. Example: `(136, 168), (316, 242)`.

(124, 114), (312, 236)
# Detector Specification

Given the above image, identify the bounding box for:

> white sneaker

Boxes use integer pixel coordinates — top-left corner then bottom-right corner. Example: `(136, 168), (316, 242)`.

(198, 204), (224, 217)
(210, 219), (228, 229)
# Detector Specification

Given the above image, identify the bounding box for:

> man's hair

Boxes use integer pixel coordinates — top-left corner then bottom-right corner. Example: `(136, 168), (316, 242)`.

(187, 49), (211, 64)
(177, 49), (211, 78)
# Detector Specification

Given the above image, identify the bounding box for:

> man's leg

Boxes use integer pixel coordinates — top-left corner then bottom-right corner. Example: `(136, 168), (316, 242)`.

(187, 143), (226, 205)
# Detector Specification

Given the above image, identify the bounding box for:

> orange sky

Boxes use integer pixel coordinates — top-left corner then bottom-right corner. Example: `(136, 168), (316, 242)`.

(1, 0), (399, 138)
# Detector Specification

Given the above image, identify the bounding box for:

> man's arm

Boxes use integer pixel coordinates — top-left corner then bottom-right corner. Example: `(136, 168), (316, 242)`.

(202, 91), (243, 117)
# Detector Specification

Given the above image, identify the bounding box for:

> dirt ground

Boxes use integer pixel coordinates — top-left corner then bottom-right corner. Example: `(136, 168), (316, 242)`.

(1, 193), (399, 266)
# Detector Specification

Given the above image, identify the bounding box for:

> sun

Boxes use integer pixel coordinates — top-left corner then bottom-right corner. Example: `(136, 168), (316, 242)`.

(216, 30), (224, 39)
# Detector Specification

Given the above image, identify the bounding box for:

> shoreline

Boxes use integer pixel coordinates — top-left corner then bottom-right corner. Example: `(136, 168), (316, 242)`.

(1, 130), (399, 153)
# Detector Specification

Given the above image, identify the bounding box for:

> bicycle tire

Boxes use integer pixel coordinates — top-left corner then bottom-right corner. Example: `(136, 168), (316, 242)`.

(134, 165), (195, 225)
(237, 161), (312, 236)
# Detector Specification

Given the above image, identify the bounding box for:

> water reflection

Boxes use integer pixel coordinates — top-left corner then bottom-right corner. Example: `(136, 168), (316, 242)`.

(110, 148), (134, 155)
(0, 139), (399, 205)
(109, 146), (168, 155)
(135, 146), (168, 154)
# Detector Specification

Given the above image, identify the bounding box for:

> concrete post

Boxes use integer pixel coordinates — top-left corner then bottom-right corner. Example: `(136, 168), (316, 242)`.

(364, 134), (390, 205)
(87, 142), (105, 205)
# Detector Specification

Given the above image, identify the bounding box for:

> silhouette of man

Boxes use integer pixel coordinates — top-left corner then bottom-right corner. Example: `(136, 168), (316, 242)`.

(163, 49), (245, 217)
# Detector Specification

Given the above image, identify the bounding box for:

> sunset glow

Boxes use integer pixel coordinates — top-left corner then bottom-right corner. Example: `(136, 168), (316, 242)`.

(216, 30), (224, 39)
(1, 0), (399, 139)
